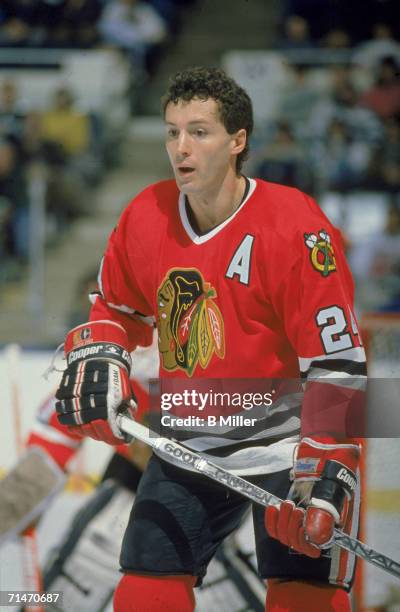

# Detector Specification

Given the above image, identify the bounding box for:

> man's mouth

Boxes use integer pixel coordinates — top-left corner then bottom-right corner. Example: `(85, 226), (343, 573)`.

(178, 166), (195, 176)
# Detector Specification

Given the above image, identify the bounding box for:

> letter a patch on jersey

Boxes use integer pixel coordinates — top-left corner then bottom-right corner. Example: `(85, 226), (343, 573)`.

(226, 234), (255, 285)
(304, 229), (336, 277)
(157, 268), (225, 376)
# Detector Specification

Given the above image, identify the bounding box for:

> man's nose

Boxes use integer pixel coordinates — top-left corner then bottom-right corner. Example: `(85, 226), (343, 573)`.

(176, 132), (190, 157)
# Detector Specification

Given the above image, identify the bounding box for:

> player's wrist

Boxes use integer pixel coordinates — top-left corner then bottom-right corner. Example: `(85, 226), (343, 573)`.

(293, 437), (360, 528)
(108, 397), (137, 442)
(309, 497), (341, 523)
(310, 458), (357, 522)
(64, 320), (132, 372)
(294, 437), (360, 480)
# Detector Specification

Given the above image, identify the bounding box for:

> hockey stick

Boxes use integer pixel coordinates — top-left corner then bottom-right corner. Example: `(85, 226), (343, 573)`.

(117, 414), (400, 581)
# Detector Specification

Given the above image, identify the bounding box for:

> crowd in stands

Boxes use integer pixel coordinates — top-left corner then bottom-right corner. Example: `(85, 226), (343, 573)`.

(250, 58), (399, 195)
(0, 1), (194, 73)
(277, 0), (399, 50)
(349, 201), (400, 311)
(0, 78), (102, 281)
(0, 1), (196, 284)
(247, 0), (400, 311)
(0, 0), (102, 49)
(0, 0), (196, 109)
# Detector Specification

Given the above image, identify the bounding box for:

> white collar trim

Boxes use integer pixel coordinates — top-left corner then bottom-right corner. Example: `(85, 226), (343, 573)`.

(178, 178), (256, 245)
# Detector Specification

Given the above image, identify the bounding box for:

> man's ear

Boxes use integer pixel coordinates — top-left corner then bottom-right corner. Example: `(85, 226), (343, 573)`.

(231, 128), (247, 156)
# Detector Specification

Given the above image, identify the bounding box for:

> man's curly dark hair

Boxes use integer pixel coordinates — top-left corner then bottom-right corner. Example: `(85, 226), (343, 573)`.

(161, 66), (253, 173)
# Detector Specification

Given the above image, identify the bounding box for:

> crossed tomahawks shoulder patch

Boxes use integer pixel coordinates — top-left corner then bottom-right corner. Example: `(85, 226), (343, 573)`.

(304, 229), (337, 277)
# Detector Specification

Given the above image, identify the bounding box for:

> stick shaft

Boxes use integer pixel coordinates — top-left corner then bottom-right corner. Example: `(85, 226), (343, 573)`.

(5, 343), (24, 455)
(118, 415), (400, 580)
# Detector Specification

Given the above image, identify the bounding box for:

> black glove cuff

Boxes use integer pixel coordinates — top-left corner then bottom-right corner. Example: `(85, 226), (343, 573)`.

(66, 342), (131, 372)
(312, 460), (357, 515)
(321, 460), (357, 496)
(312, 478), (346, 515)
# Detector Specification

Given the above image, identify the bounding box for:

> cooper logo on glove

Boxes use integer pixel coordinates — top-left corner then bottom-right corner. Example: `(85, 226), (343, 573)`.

(55, 320), (136, 445)
(337, 467), (357, 492)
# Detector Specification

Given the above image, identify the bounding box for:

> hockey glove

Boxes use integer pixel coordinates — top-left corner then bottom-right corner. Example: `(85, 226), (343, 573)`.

(265, 437), (360, 558)
(55, 321), (136, 444)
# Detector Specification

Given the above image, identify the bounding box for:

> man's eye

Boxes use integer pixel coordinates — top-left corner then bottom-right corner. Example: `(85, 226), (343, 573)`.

(195, 129), (206, 137)
(167, 129), (178, 138)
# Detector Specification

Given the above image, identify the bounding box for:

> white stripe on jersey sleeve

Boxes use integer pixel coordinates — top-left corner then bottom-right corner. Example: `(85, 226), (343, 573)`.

(305, 367), (367, 389)
(298, 346), (366, 372)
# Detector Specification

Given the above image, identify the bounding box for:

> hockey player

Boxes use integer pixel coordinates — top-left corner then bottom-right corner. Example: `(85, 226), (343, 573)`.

(54, 67), (366, 611)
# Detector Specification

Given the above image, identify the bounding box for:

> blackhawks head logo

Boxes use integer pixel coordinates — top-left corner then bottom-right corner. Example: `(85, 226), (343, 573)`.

(157, 268), (225, 376)
(304, 229), (336, 277)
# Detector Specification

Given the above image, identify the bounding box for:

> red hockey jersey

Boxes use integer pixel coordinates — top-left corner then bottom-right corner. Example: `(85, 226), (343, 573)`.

(90, 178), (366, 474)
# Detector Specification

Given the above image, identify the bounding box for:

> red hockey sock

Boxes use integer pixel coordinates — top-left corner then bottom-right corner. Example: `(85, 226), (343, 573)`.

(113, 573), (196, 612)
(265, 579), (351, 612)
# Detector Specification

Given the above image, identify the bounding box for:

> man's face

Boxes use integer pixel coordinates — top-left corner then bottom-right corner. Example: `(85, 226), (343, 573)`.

(164, 97), (242, 196)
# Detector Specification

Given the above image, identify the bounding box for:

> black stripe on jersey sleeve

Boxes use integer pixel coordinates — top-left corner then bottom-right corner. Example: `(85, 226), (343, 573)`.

(301, 359), (367, 379)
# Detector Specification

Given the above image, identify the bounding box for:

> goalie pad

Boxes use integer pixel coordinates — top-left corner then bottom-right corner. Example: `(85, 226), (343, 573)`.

(0, 447), (66, 546)
(43, 479), (134, 612)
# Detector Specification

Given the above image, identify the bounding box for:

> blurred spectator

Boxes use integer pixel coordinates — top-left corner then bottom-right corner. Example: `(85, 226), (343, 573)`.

(366, 119), (400, 191)
(365, 202), (400, 279)
(98, 0), (168, 113)
(147, 0), (182, 37)
(316, 118), (372, 191)
(311, 67), (382, 144)
(349, 202), (400, 310)
(20, 111), (45, 162)
(381, 119), (400, 190)
(0, 79), (26, 141)
(40, 85), (103, 183)
(321, 29), (351, 50)
(278, 15), (314, 50)
(45, 0), (102, 48)
(0, 0), (103, 48)
(0, 135), (29, 262)
(279, 64), (323, 135)
(352, 24), (400, 69)
(361, 55), (400, 121)
(0, 0), (190, 52)
(39, 87), (96, 229)
(98, 0), (167, 68)
(279, 0), (399, 46)
(253, 120), (311, 191)
(0, 194), (11, 264)
(0, 0), (41, 47)
(278, 0), (339, 42)
(41, 87), (91, 159)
